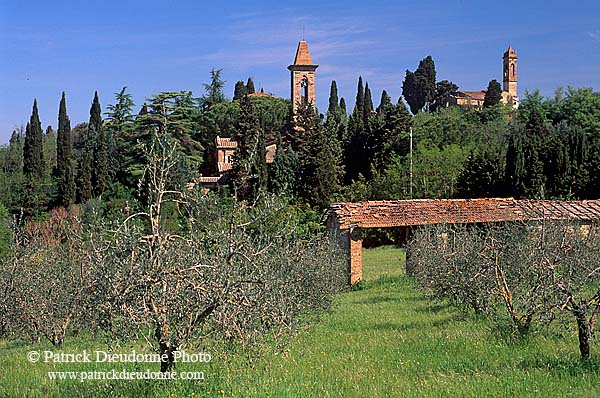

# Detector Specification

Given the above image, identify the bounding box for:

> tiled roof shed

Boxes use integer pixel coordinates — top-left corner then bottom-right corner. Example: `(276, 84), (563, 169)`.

(327, 198), (600, 230)
(326, 198), (600, 286)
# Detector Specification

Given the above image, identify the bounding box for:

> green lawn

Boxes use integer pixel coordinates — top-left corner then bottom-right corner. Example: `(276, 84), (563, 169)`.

(2, 246), (600, 397)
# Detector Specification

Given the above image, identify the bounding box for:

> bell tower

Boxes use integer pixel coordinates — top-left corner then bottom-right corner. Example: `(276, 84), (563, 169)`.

(288, 41), (318, 113)
(503, 46), (517, 98)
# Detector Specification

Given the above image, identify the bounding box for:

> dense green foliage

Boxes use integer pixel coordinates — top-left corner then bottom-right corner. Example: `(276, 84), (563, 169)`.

(1, 62), (598, 221)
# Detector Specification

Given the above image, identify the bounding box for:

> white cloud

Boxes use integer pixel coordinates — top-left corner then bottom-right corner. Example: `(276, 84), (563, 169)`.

(589, 30), (600, 41)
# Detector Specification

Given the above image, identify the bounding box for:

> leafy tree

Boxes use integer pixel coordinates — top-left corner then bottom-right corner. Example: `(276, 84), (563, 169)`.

(403, 56), (437, 114)
(456, 150), (505, 198)
(233, 80), (247, 101)
(246, 77), (255, 94)
(431, 80), (458, 112)
(483, 79), (503, 108)
(56, 92), (76, 206)
(139, 91), (203, 168)
(270, 143), (299, 196)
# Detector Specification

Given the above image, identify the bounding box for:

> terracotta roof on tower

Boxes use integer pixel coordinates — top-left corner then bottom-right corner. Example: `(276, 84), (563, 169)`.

(504, 45), (517, 57)
(293, 41), (314, 65)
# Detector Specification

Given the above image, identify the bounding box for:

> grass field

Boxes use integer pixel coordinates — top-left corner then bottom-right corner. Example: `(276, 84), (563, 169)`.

(2, 246), (600, 397)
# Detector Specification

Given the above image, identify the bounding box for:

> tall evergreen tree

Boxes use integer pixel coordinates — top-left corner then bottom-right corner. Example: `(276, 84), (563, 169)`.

(483, 79), (503, 108)
(88, 91), (108, 197)
(363, 82), (374, 128)
(294, 102), (342, 207)
(201, 68), (226, 110)
(105, 87), (135, 186)
(23, 99), (45, 177)
(345, 77), (370, 182)
(402, 70), (419, 115)
(232, 95), (266, 201)
(377, 90), (393, 116)
(415, 55), (437, 112)
(246, 77), (255, 94)
(327, 80), (340, 120)
(339, 97), (347, 121)
(233, 80), (247, 101)
(56, 92), (76, 205)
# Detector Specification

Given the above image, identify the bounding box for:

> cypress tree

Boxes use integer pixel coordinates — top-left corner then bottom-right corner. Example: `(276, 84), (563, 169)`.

(89, 91), (108, 197)
(483, 79), (503, 108)
(327, 80), (340, 120)
(415, 55), (436, 111)
(363, 82), (374, 128)
(355, 76), (365, 120)
(233, 80), (247, 101)
(295, 102), (342, 207)
(23, 99), (44, 177)
(339, 97), (347, 120)
(377, 90), (393, 116)
(246, 77), (255, 94)
(270, 143), (299, 196)
(402, 70), (419, 115)
(57, 92), (76, 205)
(232, 95), (265, 200)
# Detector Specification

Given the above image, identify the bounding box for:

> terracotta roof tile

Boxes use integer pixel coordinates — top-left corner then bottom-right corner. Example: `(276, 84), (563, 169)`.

(215, 136), (238, 149)
(293, 41), (314, 65)
(327, 198), (600, 229)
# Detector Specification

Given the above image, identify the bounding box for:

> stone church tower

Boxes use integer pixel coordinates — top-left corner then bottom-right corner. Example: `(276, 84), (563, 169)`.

(503, 46), (517, 98)
(288, 41), (318, 113)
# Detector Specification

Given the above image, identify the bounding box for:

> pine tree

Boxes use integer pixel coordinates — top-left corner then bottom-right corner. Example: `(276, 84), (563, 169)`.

(201, 68), (226, 110)
(233, 80), (247, 101)
(56, 92), (76, 205)
(483, 79), (503, 108)
(23, 99), (45, 178)
(246, 77), (255, 94)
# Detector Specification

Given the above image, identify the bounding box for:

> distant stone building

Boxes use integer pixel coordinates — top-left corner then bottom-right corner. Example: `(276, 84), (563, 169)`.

(288, 40), (318, 112)
(199, 41), (316, 187)
(452, 46), (519, 109)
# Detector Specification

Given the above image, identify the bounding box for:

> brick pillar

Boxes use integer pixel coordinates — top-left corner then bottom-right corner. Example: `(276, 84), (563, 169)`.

(349, 227), (363, 285)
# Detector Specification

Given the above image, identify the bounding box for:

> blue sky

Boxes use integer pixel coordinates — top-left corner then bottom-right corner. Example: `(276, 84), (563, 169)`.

(0, 0), (599, 143)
